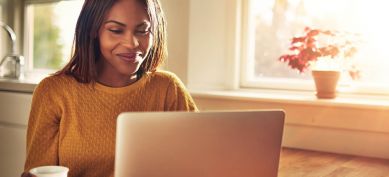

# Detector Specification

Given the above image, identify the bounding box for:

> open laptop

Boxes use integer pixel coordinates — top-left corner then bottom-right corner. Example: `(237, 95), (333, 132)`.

(115, 110), (285, 177)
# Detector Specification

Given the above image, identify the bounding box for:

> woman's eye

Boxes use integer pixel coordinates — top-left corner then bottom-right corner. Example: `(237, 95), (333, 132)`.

(136, 30), (150, 35)
(108, 29), (123, 34)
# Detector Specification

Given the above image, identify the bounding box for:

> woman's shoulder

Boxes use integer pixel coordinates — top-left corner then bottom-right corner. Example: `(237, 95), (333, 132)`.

(148, 70), (182, 83)
(38, 74), (75, 86)
(35, 74), (78, 92)
(146, 70), (188, 90)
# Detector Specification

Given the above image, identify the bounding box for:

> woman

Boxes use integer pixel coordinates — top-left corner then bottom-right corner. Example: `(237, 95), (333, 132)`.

(23, 0), (197, 176)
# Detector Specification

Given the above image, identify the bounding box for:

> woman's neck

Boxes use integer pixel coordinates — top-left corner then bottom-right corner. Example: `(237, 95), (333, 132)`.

(96, 59), (139, 87)
(97, 73), (138, 87)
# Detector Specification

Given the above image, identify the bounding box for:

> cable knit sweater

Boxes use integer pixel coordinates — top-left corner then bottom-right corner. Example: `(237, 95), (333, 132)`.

(24, 70), (197, 177)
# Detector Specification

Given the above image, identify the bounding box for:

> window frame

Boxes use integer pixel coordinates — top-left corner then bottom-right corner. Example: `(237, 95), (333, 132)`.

(240, 0), (315, 92)
(22, 0), (80, 74)
(239, 0), (389, 95)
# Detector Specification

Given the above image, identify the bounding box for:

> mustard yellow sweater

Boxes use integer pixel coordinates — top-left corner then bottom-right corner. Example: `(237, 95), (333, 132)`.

(24, 70), (197, 177)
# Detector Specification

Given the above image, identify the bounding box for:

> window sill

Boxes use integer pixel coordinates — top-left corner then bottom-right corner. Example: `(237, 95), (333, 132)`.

(190, 88), (389, 110)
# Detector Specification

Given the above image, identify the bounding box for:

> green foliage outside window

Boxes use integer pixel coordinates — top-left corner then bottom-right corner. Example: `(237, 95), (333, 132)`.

(33, 4), (63, 69)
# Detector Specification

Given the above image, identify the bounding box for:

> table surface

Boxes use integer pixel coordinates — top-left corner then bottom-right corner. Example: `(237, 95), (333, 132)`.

(278, 148), (389, 177)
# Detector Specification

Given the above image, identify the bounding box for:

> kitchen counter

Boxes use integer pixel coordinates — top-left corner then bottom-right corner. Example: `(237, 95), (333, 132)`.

(0, 73), (48, 93)
(0, 78), (37, 93)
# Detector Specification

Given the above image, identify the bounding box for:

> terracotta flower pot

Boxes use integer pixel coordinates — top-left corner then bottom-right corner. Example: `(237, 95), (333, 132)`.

(311, 70), (341, 99)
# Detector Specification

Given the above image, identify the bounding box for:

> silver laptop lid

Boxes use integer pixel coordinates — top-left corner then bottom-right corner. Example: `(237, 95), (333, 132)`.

(115, 110), (285, 177)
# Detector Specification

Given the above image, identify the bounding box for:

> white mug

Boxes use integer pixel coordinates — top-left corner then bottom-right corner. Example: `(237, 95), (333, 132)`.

(29, 166), (69, 177)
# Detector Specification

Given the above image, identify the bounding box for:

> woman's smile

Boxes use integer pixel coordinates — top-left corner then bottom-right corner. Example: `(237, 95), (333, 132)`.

(116, 52), (142, 63)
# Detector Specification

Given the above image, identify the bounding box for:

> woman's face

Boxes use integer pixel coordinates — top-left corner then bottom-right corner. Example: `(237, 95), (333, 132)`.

(97, 0), (152, 85)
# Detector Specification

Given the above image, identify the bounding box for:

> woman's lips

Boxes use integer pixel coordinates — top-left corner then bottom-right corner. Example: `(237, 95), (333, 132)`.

(117, 53), (142, 62)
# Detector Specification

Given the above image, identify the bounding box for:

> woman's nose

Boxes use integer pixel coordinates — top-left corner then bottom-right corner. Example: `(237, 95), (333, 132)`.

(121, 33), (139, 48)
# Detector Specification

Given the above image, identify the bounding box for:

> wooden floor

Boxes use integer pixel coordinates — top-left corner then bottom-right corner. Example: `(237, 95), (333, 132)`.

(278, 148), (389, 177)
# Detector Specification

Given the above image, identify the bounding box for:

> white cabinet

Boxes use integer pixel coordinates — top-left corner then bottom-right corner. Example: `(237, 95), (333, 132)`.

(0, 91), (32, 177)
(0, 125), (27, 177)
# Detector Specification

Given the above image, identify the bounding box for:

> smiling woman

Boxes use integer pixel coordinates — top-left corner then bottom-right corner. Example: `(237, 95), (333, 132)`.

(22, 1), (197, 177)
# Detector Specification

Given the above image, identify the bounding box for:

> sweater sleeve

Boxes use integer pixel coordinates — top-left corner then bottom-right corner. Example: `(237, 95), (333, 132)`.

(24, 78), (61, 172)
(164, 73), (198, 111)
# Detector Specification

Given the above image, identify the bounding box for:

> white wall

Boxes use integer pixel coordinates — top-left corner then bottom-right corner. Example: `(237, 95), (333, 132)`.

(160, 0), (190, 84)
(162, 0), (240, 89)
(187, 0), (241, 90)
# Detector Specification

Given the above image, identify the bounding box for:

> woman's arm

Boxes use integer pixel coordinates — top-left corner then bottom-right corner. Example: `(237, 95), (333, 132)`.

(24, 78), (61, 173)
(164, 73), (198, 111)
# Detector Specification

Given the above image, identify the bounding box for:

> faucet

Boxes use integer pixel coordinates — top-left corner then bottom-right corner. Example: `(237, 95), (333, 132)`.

(0, 21), (24, 79)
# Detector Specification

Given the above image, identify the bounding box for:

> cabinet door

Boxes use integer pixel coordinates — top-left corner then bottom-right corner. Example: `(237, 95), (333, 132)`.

(0, 91), (32, 176)
(0, 91), (32, 125)
(0, 125), (27, 177)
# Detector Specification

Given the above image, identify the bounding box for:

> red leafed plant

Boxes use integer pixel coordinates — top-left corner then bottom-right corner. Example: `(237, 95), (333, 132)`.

(279, 27), (361, 80)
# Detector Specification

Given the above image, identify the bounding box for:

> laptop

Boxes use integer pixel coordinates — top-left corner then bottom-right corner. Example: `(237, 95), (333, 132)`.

(114, 110), (285, 177)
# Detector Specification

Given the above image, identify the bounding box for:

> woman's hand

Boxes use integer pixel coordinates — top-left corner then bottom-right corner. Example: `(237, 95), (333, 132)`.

(21, 172), (36, 177)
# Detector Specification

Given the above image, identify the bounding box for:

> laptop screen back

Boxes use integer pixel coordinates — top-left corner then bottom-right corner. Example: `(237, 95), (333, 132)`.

(115, 110), (285, 177)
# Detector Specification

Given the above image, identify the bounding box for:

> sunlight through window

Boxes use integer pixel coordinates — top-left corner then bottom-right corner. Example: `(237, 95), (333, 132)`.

(246, 0), (389, 93)
(25, 0), (83, 70)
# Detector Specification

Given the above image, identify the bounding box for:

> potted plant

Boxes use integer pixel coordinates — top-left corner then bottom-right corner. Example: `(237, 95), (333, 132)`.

(279, 27), (361, 98)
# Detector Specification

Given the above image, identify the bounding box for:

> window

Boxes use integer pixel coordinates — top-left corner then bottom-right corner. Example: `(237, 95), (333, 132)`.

(24, 0), (83, 71)
(242, 0), (389, 94)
